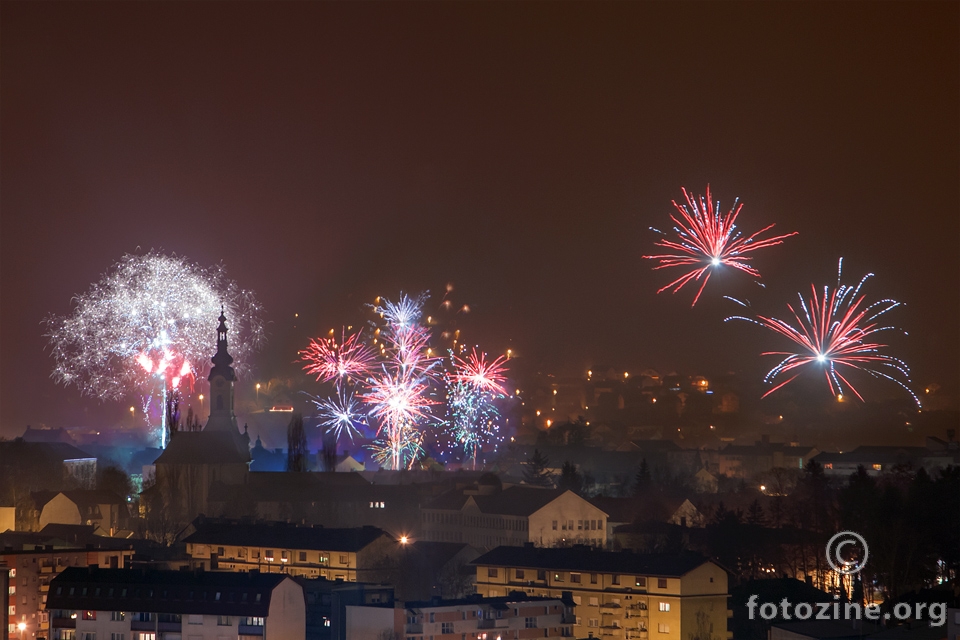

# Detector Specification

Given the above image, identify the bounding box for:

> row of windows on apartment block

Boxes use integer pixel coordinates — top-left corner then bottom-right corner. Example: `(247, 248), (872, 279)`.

(207, 547), (349, 564)
(553, 519), (604, 531)
(52, 633), (258, 640)
(405, 629), (575, 640)
(581, 618), (672, 632)
(53, 586), (265, 604)
(408, 605), (564, 623)
(487, 568), (669, 589)
(50, 612), (264, 625)
(423, 513), (530, 531)
(423, 618), (556, 633)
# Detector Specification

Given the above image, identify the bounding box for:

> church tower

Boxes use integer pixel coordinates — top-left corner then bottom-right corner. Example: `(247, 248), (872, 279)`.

(204, 308), (239, 432)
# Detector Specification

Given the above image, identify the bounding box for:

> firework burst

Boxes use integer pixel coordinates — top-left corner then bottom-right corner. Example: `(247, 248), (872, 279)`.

(726, 259), (919, 405)
(45, 251), (264, 446)
(300, 329), (376, 387)
(452, 347), (508, 395)
(306, 389), (367, 443)
(644, 186), (797, 306)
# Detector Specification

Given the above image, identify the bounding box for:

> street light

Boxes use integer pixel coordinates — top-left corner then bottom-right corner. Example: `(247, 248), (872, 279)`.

(198, 394), (204, 414)
(256, 383), (261, 401)
(17, 622), (26, 640)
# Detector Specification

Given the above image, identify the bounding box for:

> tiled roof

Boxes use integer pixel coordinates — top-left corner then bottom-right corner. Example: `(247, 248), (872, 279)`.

(47, 566), (289, 616)
(473, 545), (713, 577)
(426, 487), (596, 518)
(182, 519), (387, 552)
(153, 431), (251, 465)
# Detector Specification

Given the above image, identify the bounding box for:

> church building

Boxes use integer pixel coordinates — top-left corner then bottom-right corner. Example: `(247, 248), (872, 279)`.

(149, 310), (252, 524)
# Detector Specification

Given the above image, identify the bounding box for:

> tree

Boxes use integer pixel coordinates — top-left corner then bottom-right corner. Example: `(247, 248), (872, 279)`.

(287, 413), (308, 472)
(320, 431), (338, 472)
(745, 499), (766, 526)
(182, 406), (202, 432)
(165, 389), (182, 443)
(522, 449), (552, 486)
(97, 465), (133, 500)
(633, 459), (651, 496)
(558, 460), (583, 494)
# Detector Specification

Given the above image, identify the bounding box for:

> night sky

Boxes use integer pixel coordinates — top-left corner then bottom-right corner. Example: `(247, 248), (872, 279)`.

(2, 2), (957, 437)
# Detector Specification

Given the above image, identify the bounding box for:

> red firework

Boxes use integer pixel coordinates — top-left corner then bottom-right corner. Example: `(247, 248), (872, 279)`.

(300, 329), (376, 386)
(644, 185), (797, 306)
(452, 347), (508, 395)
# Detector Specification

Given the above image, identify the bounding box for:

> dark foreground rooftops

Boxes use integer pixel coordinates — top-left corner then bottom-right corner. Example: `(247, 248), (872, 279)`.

(473, 545), (714, 577)
(47, 566), (290, 616)
(182, 517), (388, 552)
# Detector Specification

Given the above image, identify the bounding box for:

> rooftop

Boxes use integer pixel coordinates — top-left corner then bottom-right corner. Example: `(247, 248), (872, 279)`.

(473, 545), (714, 577)
(182, 518), (388, 552)
(47, 566), (290, 616)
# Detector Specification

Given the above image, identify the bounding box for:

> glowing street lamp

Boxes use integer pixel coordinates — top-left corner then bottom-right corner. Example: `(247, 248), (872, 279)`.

(17, 622), (26, 640)
(256, 382), (261, 401)
(198, 394), (204, 413)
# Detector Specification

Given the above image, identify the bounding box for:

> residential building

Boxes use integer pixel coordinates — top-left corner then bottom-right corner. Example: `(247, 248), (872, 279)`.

(298, 579), (395, 640)
(422, 485), (608, 549)
(1, 542), (135, 640)
(36, 491), (128, 535)
(718, 439), (819, 478)
(206, 471), (424, 536)
(46, 566), (304, 640)
(813, 444), (960, 477)
(473, 545), (730, 640)
(182, 518), (397, 582)
(345, 591), (576, 640)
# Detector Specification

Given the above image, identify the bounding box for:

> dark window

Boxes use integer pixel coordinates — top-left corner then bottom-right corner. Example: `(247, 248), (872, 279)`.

(658, 578), (667, 589)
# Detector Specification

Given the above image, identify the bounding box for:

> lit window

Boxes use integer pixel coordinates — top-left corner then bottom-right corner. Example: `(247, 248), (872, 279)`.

(658, 623), (670, 633)
(659, 602), (670, 612)
(872, 464), (882, 471)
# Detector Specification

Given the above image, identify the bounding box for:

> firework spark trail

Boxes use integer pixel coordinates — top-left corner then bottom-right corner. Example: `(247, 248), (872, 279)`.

(300, 329), (376, 388)
(445, 380), (502, 469)
(644, 186), (797, 306)
(45, 251), (264, 447)
(726, 258), (919, 406)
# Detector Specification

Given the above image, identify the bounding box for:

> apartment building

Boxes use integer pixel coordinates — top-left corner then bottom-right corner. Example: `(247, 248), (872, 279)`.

(1, 541), (135, 640)
(473, 545), (730, 640)
(45, 566), (304, 640)
(182, 518), (396, 582)
(422, 486), (608, 549)
(345, 591), (575, 640)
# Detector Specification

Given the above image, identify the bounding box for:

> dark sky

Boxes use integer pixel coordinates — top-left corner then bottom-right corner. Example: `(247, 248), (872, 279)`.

(2, 2), (958, 437)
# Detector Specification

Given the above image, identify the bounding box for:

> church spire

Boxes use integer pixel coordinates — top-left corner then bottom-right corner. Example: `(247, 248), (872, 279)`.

(205, 307), (240, 433)
(208, 306), (236, 382)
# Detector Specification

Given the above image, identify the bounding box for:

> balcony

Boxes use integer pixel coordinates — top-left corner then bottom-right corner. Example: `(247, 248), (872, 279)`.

(478, 619), (508, 629)
(238, 624), (265, 635)
(51, 617), (76, 630)
(158, 621), (182, 633)
(131, 620), (156, 631)
(404, 623), (423, 634)
(601, 602), (623, 609)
